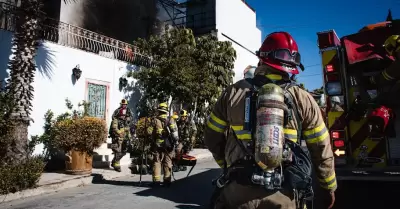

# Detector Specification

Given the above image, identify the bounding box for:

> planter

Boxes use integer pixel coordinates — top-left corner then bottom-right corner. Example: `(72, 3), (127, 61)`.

(65, 150), (93, 175)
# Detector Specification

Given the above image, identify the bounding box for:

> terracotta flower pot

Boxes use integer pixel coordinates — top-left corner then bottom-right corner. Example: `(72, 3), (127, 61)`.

(65, 150), (93, 175)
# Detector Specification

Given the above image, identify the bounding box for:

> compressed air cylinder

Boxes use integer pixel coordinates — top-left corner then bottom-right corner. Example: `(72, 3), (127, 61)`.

(255, 83), (285, 171)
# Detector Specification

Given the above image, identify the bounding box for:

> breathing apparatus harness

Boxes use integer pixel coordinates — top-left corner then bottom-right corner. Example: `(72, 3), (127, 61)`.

(212, 75), (314, 209)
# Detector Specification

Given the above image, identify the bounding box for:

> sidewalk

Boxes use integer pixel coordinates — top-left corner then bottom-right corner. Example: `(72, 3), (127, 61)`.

(0, 149), (213, 203)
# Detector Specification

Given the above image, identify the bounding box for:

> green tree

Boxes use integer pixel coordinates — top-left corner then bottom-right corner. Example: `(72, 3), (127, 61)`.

(5, 0), (44, 163)
(127, 26), (236, 119)
(312, 86), (324, 94)
(299, 83), (306, 90)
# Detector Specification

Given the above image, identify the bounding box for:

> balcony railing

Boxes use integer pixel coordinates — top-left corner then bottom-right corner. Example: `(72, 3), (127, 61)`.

(0, 2), (153, 67)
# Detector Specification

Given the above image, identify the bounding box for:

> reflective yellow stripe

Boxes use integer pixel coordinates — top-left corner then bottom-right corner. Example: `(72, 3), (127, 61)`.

(232, 125), (251, 140)
(157, 139), (164, 143)
(207, 112), (227, 133)
(160, 114), (167, 119)
(157, 128), (163, 134)
(319, 172), (337, 190)
(265, 74), (282, 80)
(284, 128), (298, 143)
(303, 123), (329, 144)
(207, 121), (224, 133)
(231, 126), (242, 131)
(210, 112), (227, 126)
(215, 159), (224, 168)
(382, 70), (395, 81)
(153, 175), (161, 181)
(231, 125), (251, 141)
(169, 124), (176, 128)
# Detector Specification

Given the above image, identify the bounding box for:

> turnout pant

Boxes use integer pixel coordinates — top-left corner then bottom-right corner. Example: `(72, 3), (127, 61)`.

(175, 139), (190, 155)
(213, 181), (296, 209)
(111, 137), (128, 168)
(152, 148), (174, 183)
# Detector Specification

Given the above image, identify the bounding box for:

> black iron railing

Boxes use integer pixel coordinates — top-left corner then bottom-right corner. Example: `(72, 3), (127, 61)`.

(0, 2), (154, 67)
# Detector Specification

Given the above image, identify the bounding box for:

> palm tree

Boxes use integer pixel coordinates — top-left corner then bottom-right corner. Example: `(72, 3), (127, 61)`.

(5, 0), (43, 163)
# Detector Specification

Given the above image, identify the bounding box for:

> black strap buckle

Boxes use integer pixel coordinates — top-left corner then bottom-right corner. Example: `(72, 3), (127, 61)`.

(212, 175), (229, 189)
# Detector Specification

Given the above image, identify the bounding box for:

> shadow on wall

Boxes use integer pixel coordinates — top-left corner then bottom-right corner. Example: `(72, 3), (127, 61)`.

(36, 42), (56, 80)
(123, 65), (141, 119)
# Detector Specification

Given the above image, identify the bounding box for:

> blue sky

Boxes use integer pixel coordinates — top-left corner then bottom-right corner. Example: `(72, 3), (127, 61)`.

(246, 0), (400, 91)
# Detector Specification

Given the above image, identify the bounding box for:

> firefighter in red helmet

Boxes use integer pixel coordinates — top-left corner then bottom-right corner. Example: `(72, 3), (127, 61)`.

(109, 99), (133, 172)
(207, 32), (336, 209)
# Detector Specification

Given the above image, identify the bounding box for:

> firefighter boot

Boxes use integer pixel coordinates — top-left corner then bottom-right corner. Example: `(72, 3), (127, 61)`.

(111, 156), (122, 172)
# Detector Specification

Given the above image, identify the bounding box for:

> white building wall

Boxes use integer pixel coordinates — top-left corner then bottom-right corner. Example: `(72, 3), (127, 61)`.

(215, 0), (261, 82)
(0, 31), (137, 165)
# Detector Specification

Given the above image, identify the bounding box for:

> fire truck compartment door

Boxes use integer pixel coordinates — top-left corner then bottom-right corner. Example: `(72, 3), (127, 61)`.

(343, 26), (393, 67)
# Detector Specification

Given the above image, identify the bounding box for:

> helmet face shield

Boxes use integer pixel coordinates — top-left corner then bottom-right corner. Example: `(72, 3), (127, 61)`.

(274, 49), (301, 66)
(259, 49), (301, 66)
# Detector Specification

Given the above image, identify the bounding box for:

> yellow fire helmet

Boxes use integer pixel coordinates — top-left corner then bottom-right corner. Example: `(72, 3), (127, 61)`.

(383, 35), (400, 56)
(172, 112), (179, 119)
(120, 99), (128, 105)
(180, 109), (188, 117)
(158, 102), (169, 113)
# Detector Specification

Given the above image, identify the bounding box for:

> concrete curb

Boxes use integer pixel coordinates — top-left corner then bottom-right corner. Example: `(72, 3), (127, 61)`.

(0, 149), (213, 203)
(0, 175), (93, 203)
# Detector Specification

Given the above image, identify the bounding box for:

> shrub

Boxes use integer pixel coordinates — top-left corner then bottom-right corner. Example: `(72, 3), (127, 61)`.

(52, 117), (107, 154)
(0, 156), (45, 195)
(136, 117), (152, 138)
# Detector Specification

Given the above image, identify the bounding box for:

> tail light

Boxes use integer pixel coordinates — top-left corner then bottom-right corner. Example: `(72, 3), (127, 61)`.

(326, 64), (334, 72)
(331, 130), (345, 139)
(334, 140), (345, 148)
(331, 130), (347, 160)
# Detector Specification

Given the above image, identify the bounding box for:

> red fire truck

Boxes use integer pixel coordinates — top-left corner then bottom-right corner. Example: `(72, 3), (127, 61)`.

(317, 20), (400, 181)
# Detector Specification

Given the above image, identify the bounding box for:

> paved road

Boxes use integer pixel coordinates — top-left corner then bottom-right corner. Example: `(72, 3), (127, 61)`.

(1, 159), (399, 209)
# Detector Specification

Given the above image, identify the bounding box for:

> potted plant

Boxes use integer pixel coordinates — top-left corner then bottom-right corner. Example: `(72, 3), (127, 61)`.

(52, 99), (107, 175)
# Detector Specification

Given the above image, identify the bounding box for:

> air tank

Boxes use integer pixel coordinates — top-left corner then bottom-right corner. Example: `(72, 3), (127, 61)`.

(255, 83), (286, 171)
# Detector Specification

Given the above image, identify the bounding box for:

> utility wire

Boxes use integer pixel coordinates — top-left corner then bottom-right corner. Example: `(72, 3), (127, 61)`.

(297, 73), (323, 78)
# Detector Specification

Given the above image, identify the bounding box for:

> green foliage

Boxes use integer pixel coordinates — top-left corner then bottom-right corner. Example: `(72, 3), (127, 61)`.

(30, 110), (56, 160)
(52, 117), (107, 154)
(126, 27), (236, 129)
(0, 1), (46, 195)
(0, 156), (45, 195)
(299, 83), (306, 90)
(0, 83), (44, 195)
(7, 0), (44, 121)
(312, 86), (324, 94)
(0, 80), (15, 163)
(31, 99), (105, 155)
(31, 99), (93, 158)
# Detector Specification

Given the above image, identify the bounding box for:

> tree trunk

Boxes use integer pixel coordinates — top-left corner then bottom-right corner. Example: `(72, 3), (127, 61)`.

(6, 0), (43, 163)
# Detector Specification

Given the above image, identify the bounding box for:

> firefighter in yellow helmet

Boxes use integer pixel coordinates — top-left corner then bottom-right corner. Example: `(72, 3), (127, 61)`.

(176, 109), (197, 154)
(207, 32), (336, 209)
(109, 99), (133, 172)
(147, 102), (179, 187)
(172, 112), (179, 120)
(367, 35), (400, 86)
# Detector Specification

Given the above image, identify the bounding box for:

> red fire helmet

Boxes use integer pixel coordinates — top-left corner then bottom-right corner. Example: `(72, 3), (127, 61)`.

(257, 32), (301, 74)
(368, 106), (393, 133)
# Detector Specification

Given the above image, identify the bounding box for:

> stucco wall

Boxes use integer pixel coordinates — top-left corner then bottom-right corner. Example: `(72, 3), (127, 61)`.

(215, 0), (261, 82)
(0, 31), (138, 161)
